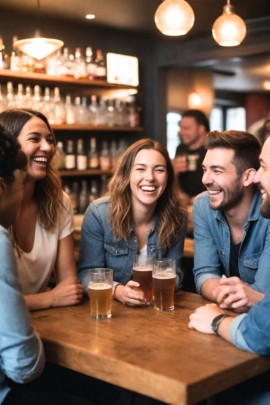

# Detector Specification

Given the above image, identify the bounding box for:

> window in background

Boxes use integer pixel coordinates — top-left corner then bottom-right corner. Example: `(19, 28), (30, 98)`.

(210, 107), (223, 131)
(226, 107), (246, 130)
(167, 111), (181, 159)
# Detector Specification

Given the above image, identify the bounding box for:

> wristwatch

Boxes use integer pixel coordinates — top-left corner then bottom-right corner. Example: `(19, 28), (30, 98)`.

(211, 314), (230, 335)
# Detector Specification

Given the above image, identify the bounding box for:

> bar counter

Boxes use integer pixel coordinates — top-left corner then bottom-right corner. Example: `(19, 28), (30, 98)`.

(30, 292), (270, 405)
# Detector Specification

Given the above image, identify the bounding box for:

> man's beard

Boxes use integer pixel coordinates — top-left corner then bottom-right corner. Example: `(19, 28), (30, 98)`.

(260, 194), (270, 219)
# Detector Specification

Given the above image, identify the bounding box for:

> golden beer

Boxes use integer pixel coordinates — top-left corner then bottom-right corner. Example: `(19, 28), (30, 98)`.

(133, 265), (153, 304)
(88, 282), (112, 319)
(153, 272), (176, 311)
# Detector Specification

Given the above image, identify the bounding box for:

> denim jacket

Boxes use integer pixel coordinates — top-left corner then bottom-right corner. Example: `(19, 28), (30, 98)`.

(193, 190), (270, 293)
(78, 197), (187, 292)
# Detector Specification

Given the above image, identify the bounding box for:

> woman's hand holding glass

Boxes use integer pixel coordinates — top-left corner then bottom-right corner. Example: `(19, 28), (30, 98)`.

(114, 281), (147, 306)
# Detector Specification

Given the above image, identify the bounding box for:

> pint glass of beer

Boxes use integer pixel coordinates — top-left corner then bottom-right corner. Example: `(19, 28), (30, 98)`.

(133, 255), (154, 304)
(153, 259), (176, 311)
(88, 268), (113, 319)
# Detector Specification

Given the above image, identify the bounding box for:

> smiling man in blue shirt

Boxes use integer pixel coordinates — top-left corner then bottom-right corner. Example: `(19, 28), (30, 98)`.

(193, 130), (270, 313)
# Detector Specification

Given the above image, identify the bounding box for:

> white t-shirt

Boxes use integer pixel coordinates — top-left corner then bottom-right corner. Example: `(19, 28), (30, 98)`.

(16, 192), (74, 294)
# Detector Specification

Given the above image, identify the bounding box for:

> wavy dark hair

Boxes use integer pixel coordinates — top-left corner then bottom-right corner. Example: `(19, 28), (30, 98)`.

(0, 108), (63, 230)
(108, 138), (186, 247)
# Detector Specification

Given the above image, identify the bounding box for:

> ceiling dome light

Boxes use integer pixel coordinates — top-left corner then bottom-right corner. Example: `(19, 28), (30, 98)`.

(188, 91), (202, 108)
(86, 14), (95, 20)
(212, 1), (246, 47)
(154, 0), (195, 36)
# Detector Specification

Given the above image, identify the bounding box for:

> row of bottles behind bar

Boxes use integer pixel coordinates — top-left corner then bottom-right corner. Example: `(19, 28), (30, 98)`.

(57, 138), (128, 171)
(64, 177), (108, 215)
(1, 36), (107, 80)
(0, 82), (141, 127)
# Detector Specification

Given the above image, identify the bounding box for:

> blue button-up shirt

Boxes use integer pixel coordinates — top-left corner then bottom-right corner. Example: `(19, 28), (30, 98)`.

(193, 189), (270, 293)
(0, 226), (45, 404)
(78, 197), (187, 292)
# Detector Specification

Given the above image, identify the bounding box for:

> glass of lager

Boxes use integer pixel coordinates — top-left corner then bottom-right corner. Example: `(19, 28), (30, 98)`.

(153, 259), (176, 311)
(133, 255), (154, 305)
(88, 268), (113, 319)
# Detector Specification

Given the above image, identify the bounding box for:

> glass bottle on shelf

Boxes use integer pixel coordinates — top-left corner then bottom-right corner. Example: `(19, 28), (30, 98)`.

(74, 47), (87, 79)
(88, 95), (98, 125)
(106, 99), (115, 126)
(88, 137), (99, 169)
(0, 84), (6, 113)
(96, 97), (107, 125)
(64, 140), (76, 170)
(64, 94), (76, 125)
(0, 36), (8, 69)
(70, 181), (79, 214)
(89, 180), (99, 204)
(15, 83), (25, 108)
(24, 85), (33, 109)
(74, 96), (89, 124)
(85, 47), (97, 80)
(42, 87), (54, 123)
(100, 140), (111, 171)
(32, 85), (43, 111)
(10, 35), (21, 72)
(45, 50), (62, 76)
(6, 82), (16, 109)
(95, 49), (107, 81)
(60, 48), (69, 76)
(56, 141), (66, 170)
(128, 97), (140, 127)
(76, 139), (87, 170)
(79, 180), (89, 214)
(52, 87), (66, 124)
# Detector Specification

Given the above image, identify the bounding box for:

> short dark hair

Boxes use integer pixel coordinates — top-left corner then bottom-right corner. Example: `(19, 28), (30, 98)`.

(182, 109), (210, 132)
(0, 124), (27, 184)
(204, 130), (261, 174)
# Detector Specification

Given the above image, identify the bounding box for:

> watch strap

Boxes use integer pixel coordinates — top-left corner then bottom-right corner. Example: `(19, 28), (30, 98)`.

(211, 314), (230, 335)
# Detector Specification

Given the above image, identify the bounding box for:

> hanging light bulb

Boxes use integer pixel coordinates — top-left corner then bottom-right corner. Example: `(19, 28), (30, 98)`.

(188, 91), (202, 108)
(154, 0), (195, 36)
(212, 0), (246, 47)
(13, 0), (63, 60)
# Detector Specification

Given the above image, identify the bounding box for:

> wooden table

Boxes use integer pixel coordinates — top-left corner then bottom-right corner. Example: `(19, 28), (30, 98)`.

(31, 292), (270, 405)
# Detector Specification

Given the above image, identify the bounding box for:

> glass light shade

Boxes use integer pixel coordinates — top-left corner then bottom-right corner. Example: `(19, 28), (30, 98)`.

(188, 92), (202, 108)
(14, 37), (64, 61)
(212, 5), (246, 47)
(155, 0), (195, 36)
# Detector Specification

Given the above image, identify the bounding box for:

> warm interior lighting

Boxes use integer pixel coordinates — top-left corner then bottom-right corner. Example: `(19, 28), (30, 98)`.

(86, 14), (95, 20)
(13, 0), (64, 60)
(212, 0), (246, 47)
(154, 0), (195, 36)
(263, 80), (270, 91)
(188, 91), (202, 108)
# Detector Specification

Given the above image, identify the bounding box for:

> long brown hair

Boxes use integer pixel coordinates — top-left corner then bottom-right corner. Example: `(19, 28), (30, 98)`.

(0, 108), (63, 230)
(108, 138), (186, 247)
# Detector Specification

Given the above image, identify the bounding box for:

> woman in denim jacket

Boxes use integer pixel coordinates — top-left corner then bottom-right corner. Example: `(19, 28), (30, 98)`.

(78, 139), (187, 305)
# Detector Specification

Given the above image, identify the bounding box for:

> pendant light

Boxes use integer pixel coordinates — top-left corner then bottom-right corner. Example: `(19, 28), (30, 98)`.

(154, 0), (195, 36)
(13, 0), (63, 61)
(212, 0), (246, 47)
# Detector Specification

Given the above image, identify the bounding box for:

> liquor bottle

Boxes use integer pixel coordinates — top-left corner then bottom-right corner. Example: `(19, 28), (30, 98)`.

(70, 181), (79, 214)
(52, 87), (66, 124)
(6, 82), (16, 109)
(65, 140), (76, 170)
(74, 96), (89, 124)
(0, 83), (7, 113)
(24, 85), (33, 109)
(76, 139), (87, 170)
(14, 83), (24, 108)
(10, 36), (21, 72)
(96, 97), (107, 125)
(95, 49), (107, 81)
(99, 140), (111, 171)
(0, 36), (8, 69)
(89, 180), (99, 204)
(128, 97), (140, 127)
(88, 137), (99, 169)
(74, 47), (87, 79)
(79, 180), (89, 214)
(85, 47), (97, 80)
(32, 85), (43, 111)
(42, 87), (54, 122)
(88, 94), (98, 125)
(106, 99), (115, 126)
(56, 141), (66, 170)
(64, 94), (76, 125)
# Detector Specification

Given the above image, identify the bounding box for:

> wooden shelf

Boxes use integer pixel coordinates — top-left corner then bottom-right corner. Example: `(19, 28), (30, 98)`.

(59, 169), (112, 177)
(52, 124), (143, 131)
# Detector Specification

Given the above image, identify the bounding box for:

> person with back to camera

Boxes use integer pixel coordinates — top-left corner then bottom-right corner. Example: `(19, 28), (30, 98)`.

(173, 109), (210, 206)
(0, 108), (84, 311)
(78, 138), (187, 305)
(193, 130), (270, 313)
(0, 125), (45, 404)
(189, 135), (270, 405)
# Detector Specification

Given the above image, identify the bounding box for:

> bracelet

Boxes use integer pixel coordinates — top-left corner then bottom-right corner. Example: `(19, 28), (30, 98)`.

(211, 314), (230, 335)
(113, 283), (123, 299)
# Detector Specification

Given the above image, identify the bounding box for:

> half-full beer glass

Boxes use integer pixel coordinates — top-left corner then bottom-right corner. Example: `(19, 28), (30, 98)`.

(133, 255), (154, 304)
(153, 259), (176, 311)
(88, 268), (113, 319)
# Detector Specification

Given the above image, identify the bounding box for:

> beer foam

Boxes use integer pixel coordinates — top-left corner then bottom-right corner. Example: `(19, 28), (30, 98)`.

(133, 265), (153, 272)
(89, 282), (112, 290)
(153, 271), (175, 279)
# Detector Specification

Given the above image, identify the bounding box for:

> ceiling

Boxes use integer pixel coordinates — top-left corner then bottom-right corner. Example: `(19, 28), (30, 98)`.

(2, 0), (270, 92)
